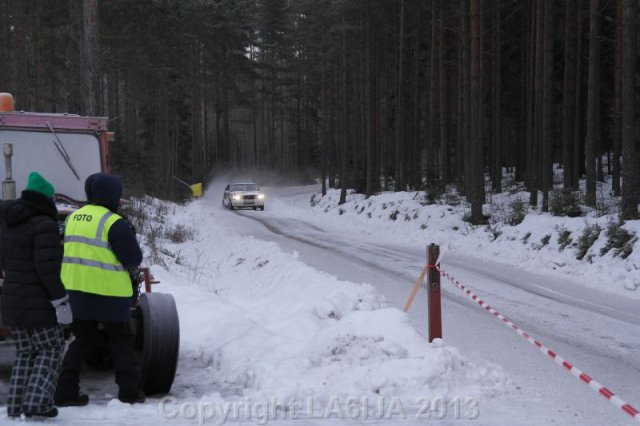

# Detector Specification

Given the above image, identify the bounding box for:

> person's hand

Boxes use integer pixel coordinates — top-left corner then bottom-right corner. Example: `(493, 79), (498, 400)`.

(51, 295), (73, 326)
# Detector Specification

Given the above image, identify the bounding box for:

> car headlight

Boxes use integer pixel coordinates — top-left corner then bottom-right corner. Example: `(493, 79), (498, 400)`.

(257, 194), (265, 200)
(232, 194), (242, 201)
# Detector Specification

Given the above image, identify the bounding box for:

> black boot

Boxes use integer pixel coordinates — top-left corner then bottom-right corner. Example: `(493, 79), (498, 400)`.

(25, 407), (58, 418)
(118, 390), (145, 404)
(54, 393), (90, 407)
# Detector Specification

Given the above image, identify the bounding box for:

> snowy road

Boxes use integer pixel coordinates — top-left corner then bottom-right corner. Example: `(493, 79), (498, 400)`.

(210, 184), (640, 425)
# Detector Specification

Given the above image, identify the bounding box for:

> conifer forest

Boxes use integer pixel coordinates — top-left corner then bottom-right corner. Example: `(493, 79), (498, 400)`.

(0, 0), (638, 222)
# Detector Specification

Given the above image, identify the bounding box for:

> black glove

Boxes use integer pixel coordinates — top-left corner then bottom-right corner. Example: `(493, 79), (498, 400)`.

(51, 295), (73, 326)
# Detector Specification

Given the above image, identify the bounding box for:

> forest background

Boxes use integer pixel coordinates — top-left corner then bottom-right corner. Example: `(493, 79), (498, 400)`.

(0, 0), (638, 223)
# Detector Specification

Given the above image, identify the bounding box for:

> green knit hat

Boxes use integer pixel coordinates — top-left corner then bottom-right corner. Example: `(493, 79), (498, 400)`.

(25, 172), (55, 198)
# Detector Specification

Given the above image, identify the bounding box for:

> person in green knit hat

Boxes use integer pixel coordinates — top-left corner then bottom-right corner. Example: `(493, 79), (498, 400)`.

(0, 171), (72, 418)
(25, 171), (55, 198)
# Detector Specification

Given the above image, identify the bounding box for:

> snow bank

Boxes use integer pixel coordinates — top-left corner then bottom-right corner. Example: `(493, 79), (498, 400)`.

(158, 199), (510, 412)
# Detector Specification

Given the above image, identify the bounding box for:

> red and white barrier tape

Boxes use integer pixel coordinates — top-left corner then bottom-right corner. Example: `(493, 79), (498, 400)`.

(437, 266), (640, 423)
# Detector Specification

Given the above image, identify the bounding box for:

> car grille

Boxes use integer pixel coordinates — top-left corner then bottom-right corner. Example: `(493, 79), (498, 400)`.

(243, 195), (256, 200)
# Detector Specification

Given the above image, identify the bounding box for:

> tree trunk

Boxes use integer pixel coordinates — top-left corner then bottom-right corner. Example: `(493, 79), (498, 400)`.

(429, 0), (438, 181)
(0, 2), (8, 92)
(412, 0), (422, 189)
(531, 0), (544, 208)
(525, 2), (536, 203)
(573, 4), (584, 189)
(35, 5), (44, 111)
(611, 1), (622, 197)
(456, 1), (465, 189)
(561, 0), (577, 190)
(364, 3), (375, 196)
(82, 0), (98, 115)
(491, 0), (502, 193)
(469, 0), (485, 224)
(584, 0), (601, 207)
(461, 0), (471, 196)
(437, 0), (449, 184)
(15, 0), (28, 109)
(621, 0), (639, 219)
(372, 41), (380, 195)
(394, 0), (406, 191)
(339, 16), (348, 205)
(223, 84), (231, 164)
(541, 0), (554, 212)
(515, 5), (528, 182)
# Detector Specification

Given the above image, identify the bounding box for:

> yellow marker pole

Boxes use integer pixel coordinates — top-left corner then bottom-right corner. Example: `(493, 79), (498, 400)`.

(403, 265), (429, 313)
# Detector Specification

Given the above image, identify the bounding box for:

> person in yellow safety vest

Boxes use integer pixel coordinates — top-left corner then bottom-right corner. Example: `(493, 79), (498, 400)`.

(54, 173), (145, 407)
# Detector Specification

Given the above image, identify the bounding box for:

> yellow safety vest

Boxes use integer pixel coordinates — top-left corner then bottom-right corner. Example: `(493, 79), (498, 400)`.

(61, 205), (132, 297)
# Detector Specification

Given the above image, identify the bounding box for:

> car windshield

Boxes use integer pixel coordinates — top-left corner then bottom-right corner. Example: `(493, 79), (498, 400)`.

(229, 183), (258, 192)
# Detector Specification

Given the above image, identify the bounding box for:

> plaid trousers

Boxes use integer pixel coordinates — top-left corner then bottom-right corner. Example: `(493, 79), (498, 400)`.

(7, 325), (65, 417)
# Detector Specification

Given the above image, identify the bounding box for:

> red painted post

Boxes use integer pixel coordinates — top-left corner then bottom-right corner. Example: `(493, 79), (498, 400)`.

(142, 267), (152, 293)
(427, 244), (442, 342)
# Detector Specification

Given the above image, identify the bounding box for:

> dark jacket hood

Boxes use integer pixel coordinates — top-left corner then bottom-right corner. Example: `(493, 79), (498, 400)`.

(0, 190), (58, 227)
(85, 173), (122, 212)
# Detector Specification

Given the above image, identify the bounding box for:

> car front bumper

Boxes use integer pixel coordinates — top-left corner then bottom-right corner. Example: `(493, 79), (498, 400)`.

(230, 199), (264, 208)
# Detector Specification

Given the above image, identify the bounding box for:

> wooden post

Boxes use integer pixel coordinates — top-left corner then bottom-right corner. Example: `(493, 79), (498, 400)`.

(427, 244), (442, 342)
(142, 267), (152, 293)
(403, 265), (429, 313)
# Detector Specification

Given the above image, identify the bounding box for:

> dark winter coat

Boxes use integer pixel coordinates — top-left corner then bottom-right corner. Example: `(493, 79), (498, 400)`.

(66, 173), (143, 322)
(0, 190), (67, 328)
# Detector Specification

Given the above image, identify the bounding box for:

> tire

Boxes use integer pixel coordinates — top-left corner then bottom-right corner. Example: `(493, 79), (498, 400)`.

(134, 292), (180, 395)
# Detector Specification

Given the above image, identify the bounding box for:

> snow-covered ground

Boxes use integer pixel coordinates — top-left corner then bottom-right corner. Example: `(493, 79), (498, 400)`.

(0, 178), (637, 425)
